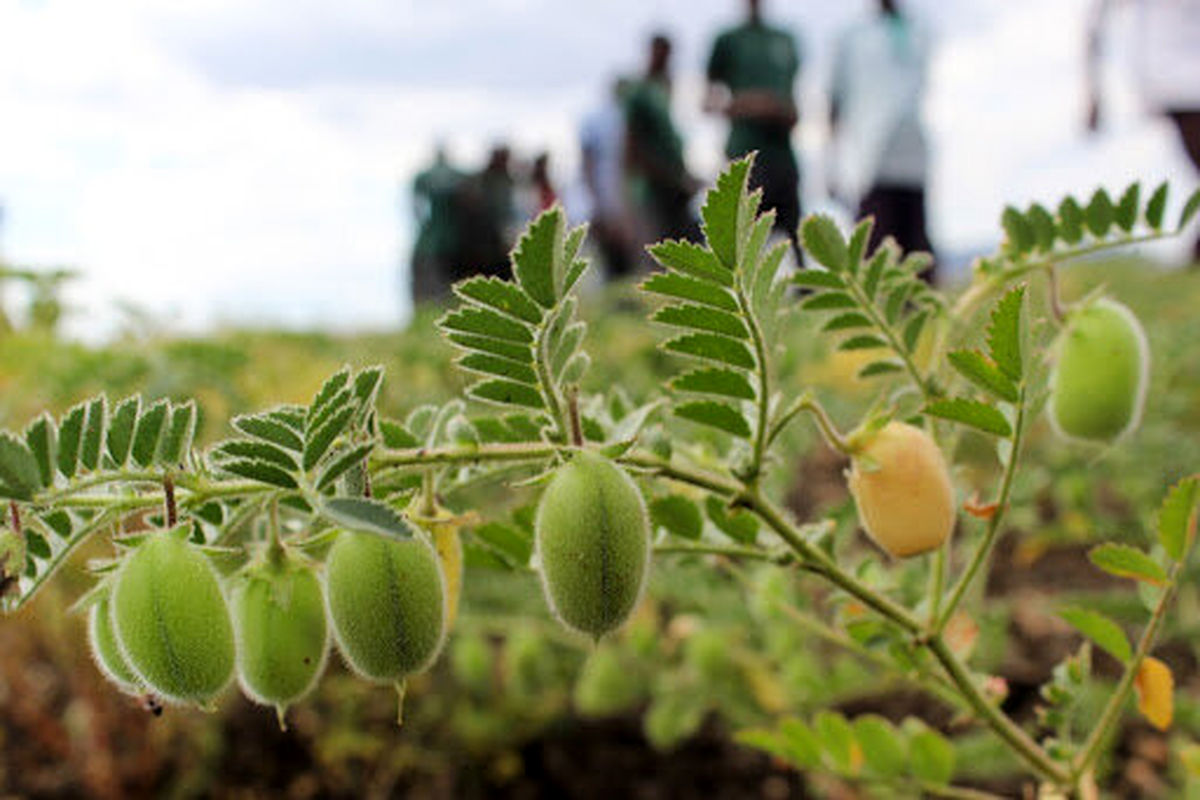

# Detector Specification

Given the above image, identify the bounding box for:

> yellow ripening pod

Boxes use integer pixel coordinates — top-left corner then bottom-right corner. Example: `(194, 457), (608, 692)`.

(847, 421), (956, 558)
(1049, 297), (1149, 443)
(535, 451), (651, 639)
(110, 530), (236, 706)
(415, 509), (463, 628)
(88, 590), (143, 696)
(324, 530), (447, 683)
(232, 554), (329, 719)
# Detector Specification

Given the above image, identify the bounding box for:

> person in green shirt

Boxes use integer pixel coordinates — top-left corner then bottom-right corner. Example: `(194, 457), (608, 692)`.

(625, 33), (701, 245)
(705, 0), (802, 256)
(409, 145), (466, 304)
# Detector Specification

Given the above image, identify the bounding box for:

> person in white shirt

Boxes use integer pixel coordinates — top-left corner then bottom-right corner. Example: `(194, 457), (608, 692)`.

(580, 78), (637, 279)
(830, 0), (936, 282)
(1088, 0), (1200, 261)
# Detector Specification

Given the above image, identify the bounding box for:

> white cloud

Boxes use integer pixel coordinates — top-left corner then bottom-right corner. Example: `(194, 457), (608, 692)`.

(0, 0), (1193, 340)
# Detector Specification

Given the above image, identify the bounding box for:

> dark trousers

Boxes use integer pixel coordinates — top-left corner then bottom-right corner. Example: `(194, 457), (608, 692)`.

(747, 151), (801, 237)
(858, 184), (935, 283)
(1168, 110), (1200, 262)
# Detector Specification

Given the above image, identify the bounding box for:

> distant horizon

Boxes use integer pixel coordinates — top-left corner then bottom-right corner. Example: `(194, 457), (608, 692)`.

(0, 0), (1195, 342)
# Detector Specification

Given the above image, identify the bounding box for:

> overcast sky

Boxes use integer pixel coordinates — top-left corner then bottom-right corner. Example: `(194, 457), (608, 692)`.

(0, 0), (1195, 339)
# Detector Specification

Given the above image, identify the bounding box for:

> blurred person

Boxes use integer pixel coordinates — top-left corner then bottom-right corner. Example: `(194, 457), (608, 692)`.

(704, 0), (803, 260)
(581, 78), (638, 279)
(409, 144), (466, 304)
(625, 33), (701, 247)
(1087, 0), (1200, 262)
(830, 0), (936, 282)
(530, 152), (558, 212)
(466, 144), (518, 280)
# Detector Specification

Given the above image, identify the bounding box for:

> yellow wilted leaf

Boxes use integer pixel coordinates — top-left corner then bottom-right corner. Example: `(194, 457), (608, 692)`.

(1135, 656), (1174, 731)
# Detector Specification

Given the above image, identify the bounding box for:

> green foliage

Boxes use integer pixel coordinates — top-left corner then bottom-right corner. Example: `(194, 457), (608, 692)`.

(439, 207), (591, 432)
(739, 712), (957, 790)
(1, 163), (1199, 798)
(925, 286), (1025, 438)
(1157, 475), (1198, 562)
(644, 155), (790, 446)
(796, 215), (941, 389)
(1087, 543), (1168, 585)
(1058, 606), (1132, 663)
(995, 181), (1178, 261)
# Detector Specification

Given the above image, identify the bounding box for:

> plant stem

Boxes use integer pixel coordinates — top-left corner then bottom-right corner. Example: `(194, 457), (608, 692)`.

(163, 473), (177, 527)
(620, 451), (744, 497)
(35, 469), (164, 502)
(935, 386), (1027, 634)
(1045, 265), (1067, 325)
(266, 497), (284, 564)
(735, 284), (772, 480)
(419, 471), (437, 517)
(654, 542), (791, 563)
(724, 559), (962, 708)
(375, 441), (560, 468)
(1072, 562), (1181, 780)
(744, 488), (923, 634)
(744, 477), (1066, 784)
(770, 394), (851, 454)
(535, 314), (568, 443)
(842, 270), (938, 400)
(927, 541), (947, 627)
(566, 385), (584, 447)
(927, 635), (1071, 784)
(948, 231), (1173, 331)
(8, 510), (118, 611)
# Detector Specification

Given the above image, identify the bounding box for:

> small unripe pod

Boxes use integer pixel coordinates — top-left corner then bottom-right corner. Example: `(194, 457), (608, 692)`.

(88, 591), (142, 695)
(232, 554), (329, 717)
(1049, 297), (1149, 443)
(847, 421), (955, 558)
(111, 530), (235, 705)
(324, 530), (446, 683)
(535, 451), (650, 639)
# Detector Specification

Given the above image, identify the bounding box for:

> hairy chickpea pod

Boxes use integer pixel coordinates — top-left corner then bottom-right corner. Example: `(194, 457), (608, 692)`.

(324, 530), (447, 684)
(1049, 297), (1149, 443)
(87, 590), (143, 696)
(535, 451), (651, 639)
(232, 553), (329, 723)
(110, 530), (235, 706)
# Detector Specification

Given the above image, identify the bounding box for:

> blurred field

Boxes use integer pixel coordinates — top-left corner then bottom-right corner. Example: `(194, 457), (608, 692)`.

(2, 259), (1200, 798)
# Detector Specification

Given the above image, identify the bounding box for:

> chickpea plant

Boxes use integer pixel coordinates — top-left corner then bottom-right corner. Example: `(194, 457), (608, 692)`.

(1, 156), (1199, 796)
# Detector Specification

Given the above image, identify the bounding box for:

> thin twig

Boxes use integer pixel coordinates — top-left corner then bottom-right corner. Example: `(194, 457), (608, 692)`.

(1073, 562), (1182, 779)
(935, 385), (1027, 634)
